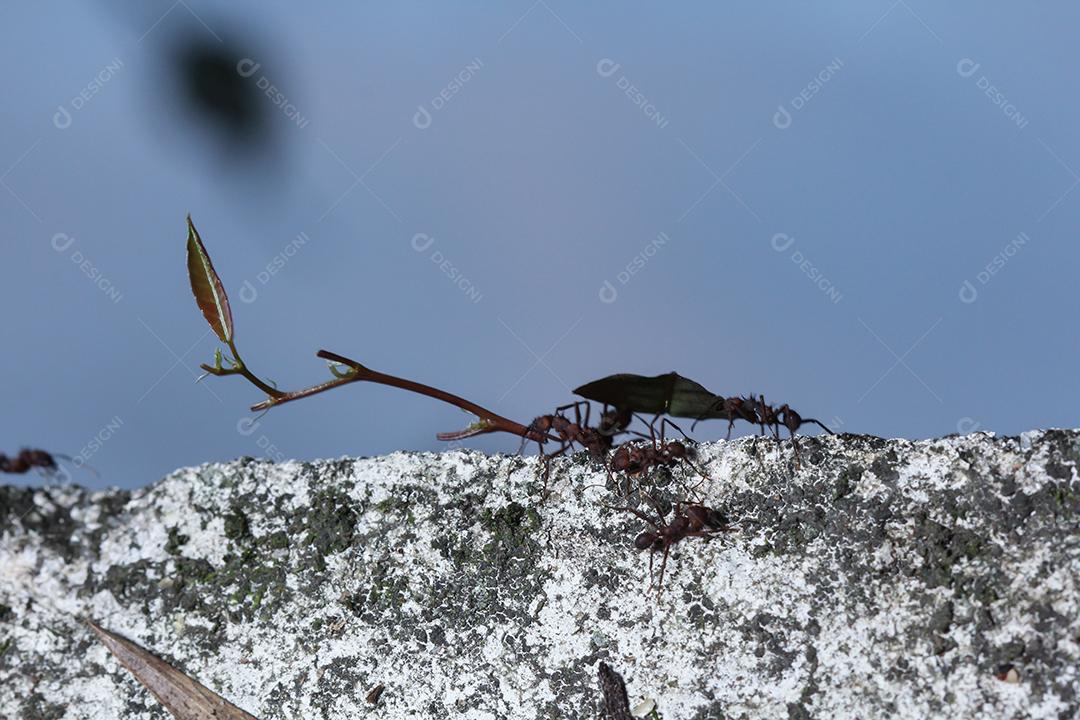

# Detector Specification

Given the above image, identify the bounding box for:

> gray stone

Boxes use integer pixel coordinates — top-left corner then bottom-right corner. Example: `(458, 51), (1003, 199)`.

(1, 430), (1078, 719)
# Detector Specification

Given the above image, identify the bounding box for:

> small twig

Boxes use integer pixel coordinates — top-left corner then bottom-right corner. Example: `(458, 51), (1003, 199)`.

(244, 350), (543, 441)
(200, 341), (285, 399)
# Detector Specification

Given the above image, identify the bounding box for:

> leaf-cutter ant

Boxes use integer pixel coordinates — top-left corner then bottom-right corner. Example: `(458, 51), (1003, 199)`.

(0, 448), (92, 478)
(608, 417), (709, 493)
(608, 498), (734, 594)
(1, 449), (61, 475)
(522, 401), (636, 462)
(693, 394), (834, 462)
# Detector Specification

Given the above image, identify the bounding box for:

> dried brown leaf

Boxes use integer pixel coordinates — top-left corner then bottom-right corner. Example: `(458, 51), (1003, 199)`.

(88, 619), (259, 720)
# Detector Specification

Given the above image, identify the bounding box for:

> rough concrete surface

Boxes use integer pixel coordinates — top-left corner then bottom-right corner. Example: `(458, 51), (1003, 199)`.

(1, 430), (1079, 719)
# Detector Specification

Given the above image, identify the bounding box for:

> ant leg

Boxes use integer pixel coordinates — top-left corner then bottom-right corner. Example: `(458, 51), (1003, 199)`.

(603, 504), (662, 529)
(643, 414), (660, 453)
(758, 395), (770, 438)
(686, 528), (733, 539)
(520, 416), (549, 457)
(623, 413), (646, 438)
(691, 396), (725, 433)
(803, 418), (835, 435)
(545, 443), (574, 460)
(541, 456), (552, 498)
(682, 458), (711, 496)
(556, 401), (590, 428)
(620, 475), (641, 501)
(641, 491), (664, 517)
(641, 414), (661, 448)
(51, 453), (100, 479)
(659, 418), (693, 442)
(655, 544), (671, 595)
(786, 421), (802, 469)
(639, 492), (678, 530)
(676, 474), (706, 505)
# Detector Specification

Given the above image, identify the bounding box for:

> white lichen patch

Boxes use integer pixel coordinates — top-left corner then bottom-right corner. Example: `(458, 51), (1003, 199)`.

(1, 431), (1079, 719)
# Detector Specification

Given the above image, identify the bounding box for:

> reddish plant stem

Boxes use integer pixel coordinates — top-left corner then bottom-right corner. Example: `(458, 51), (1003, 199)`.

(200, 342), (286, 399)
(249, 349), (541, 441)
(229, 341), (287, 398)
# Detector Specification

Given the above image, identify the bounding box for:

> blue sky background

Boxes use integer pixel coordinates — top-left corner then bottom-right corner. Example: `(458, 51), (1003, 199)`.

(2, 2), (1078, 489)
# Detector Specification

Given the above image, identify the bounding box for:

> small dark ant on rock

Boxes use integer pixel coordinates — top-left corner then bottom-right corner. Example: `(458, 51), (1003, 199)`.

(608, 417), (709, 497)
(694, 394), (771, 439)
(608, 498), (735, 594)
(0, 448), (60, 474)
(1, 448), (96, 479)
(775, 403), (833, 439)
(521, 402), (637, 496)
(522, 402), (618, 462)
(693, 393), (834, 464)
(756, 397), (834, 461)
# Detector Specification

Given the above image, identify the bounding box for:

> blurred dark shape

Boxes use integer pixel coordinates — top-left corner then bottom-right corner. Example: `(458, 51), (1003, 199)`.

(173, 40), (266, 144)
(169, 36), (274, 153)
(98, 1), (284, 158)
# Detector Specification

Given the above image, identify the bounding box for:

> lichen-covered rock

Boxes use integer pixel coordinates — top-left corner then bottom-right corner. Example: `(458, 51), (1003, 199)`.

(1, 431), (1079, 719)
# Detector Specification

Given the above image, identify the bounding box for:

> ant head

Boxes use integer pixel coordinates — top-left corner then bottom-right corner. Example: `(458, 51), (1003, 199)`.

(531, 415), (554, 433)
(634, 531), (660, 550)
(732, 399), (758, 422)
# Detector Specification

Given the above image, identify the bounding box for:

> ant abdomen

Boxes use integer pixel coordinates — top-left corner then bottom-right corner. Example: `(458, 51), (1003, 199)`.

(634, 531), (659, 551)
(685, 504), (730, 531)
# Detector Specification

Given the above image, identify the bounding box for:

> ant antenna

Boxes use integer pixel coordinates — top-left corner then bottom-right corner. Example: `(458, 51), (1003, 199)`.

(51, 453), (101, 479)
